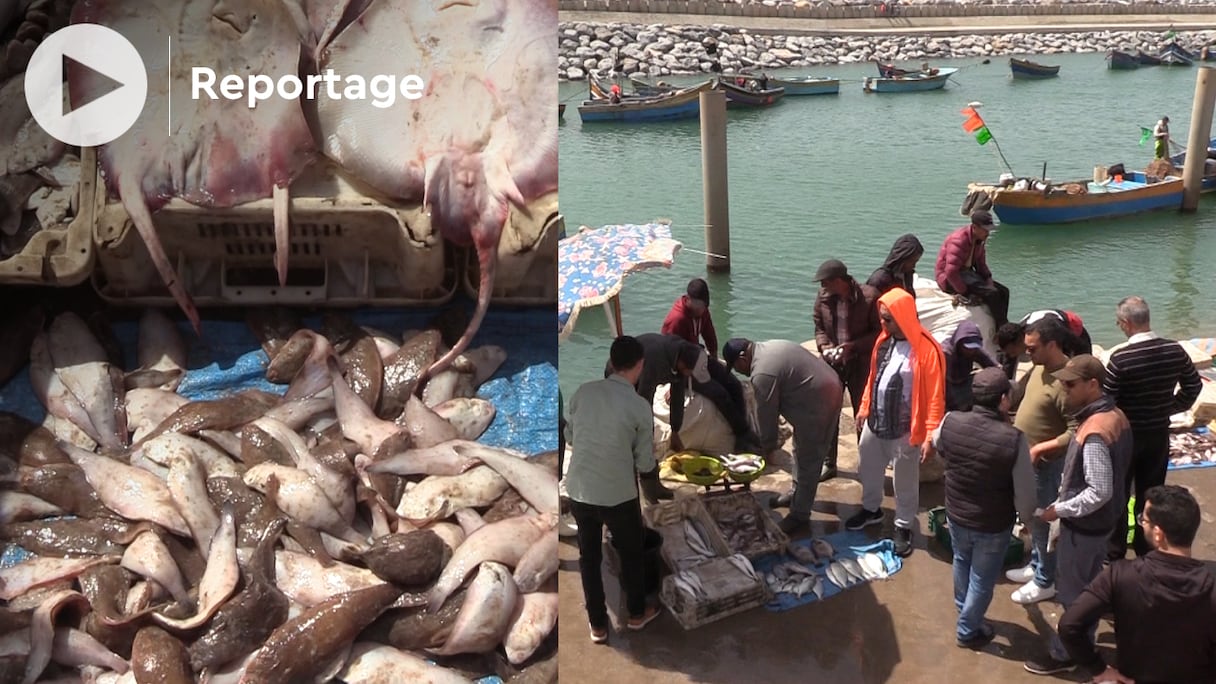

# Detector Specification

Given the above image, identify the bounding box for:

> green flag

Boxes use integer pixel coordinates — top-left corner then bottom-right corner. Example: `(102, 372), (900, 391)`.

(1165, 30), (1177, 39)
(975, 126), (992, 145)
(1139, 127), (1152, 145)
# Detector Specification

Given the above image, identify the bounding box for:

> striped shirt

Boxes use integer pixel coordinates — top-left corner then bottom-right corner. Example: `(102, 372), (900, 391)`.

(1104, 333), (1203, 431)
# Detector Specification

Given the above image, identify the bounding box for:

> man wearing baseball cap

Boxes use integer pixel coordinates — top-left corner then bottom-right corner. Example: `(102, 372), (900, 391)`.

(605, 333), (713, 503)
(722, 337), (843, 535)
(1024, 354), (1133, 676)
(812, 258), (882, 483)
(934, 209), (1011, 327)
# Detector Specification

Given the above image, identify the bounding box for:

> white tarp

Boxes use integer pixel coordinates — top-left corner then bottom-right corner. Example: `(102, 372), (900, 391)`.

(912, 275), (998, 360)
(652, 381), (765, 460)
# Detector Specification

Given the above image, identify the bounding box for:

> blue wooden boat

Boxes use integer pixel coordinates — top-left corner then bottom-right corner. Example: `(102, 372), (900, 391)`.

(768, 75), (840, 96)
(1170, 138), (1216, 190)
(1009, 58), (1059, 79)
(714, 78), (785, 108)
(1137, 51), (1164, 66)
(1159, 42), (1194, 66)
(987, 171), (1183, 224)
(629, 76), (677, 97)
(1107, 50), (1140, 70)
(577, 81), (712, 123)
(875, 61), (919, 77)
(862, 67), (956, 93)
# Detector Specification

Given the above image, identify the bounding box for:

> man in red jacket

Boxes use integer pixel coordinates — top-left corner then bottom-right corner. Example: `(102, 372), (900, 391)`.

(662, 278), (718, 359)
(934, 210), (1010, 327)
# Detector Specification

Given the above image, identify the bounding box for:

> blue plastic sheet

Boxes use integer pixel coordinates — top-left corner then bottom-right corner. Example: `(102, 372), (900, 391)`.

(0, 306), (552, 684)
(751, 531), (904, 613)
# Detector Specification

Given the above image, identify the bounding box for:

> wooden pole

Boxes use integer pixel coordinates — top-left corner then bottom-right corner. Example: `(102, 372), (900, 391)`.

(1182, 66), (1216, 212)
(700, 89), (730, 272)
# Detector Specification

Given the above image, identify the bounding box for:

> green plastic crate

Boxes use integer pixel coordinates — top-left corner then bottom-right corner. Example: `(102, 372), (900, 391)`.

(928, 507), (1025, 568)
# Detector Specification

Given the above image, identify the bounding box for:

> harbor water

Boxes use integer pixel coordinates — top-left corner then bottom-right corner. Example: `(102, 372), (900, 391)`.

(557, 52), (1216, 396)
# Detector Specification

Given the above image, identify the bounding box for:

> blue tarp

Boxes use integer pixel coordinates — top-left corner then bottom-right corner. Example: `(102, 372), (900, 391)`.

(0, 306), (555, 684)
(751, 531), (904, 613)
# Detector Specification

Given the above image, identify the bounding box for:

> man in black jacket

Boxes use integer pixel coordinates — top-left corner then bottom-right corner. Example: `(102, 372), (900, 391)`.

(932, 367), (1037, 649)
(1058, 484), (1216, 684)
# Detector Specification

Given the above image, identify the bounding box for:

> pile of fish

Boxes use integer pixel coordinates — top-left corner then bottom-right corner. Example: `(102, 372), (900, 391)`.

(0, 305), (558, 683)
(708, 504), (783, 558)
(665, 517), (720, 571)
(0, 0), (80, 260)
(719, 454), (763, 476)
(1168, 430), (1216, 467)
(764, 539), (891, 602)
(667, 554), (760, 604)
(59, 0), (558, 381)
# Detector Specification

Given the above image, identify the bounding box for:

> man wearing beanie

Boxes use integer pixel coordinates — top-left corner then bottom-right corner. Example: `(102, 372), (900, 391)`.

(722, 337), (843, 535)
(1024, 354), (1132, 676)
(845, 288), (946, 558)
(932, 367), (1037, 649)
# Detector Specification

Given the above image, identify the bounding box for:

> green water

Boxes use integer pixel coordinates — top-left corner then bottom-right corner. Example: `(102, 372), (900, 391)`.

(557, 52), (1216, 398)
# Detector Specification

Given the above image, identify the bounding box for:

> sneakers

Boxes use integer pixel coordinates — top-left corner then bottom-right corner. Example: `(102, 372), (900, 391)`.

(626, 605), (661, 631)
(957, 624), (996, 650)
(769, 489), (793, 509)
(590, 624), (609, 644)
(1005, 564), (1034, 583)
(1023, 655), (1076, 676)
(845, 508), (884, 531)
(893, 527), (913, 557)
(1011, 580), (1056, 605)
(778, 514), (809, 535)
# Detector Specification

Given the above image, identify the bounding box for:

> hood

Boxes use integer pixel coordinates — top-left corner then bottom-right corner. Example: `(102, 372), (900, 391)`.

(948, 320), (983, 348)
(879, 288), (927, 341)
(881, 234), (925, 271)
(1138, 551), (1216, 606)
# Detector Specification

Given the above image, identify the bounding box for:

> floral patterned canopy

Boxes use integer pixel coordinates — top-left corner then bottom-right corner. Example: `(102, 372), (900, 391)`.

(558, 222), (683, 341)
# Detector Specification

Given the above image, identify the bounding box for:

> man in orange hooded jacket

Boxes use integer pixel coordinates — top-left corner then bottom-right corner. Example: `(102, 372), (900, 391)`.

(845, 288), (946, 557)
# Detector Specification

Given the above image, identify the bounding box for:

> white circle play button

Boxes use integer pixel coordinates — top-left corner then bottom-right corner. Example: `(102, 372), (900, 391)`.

(24, 23), (148, 147)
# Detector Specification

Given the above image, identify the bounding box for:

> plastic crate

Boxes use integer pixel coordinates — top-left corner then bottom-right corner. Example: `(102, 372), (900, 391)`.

(0, 146), (100, 286)
(642, 496), (732, 573)
(700, 492), (789, 561)
(659, 555), (768, 630)
(460, 193), (561, 306)
(928, 507), (1025, 568)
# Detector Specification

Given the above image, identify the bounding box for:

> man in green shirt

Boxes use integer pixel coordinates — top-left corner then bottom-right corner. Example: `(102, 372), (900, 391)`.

(1006, 317), (1079, 605)
(565, 336), (662, 642)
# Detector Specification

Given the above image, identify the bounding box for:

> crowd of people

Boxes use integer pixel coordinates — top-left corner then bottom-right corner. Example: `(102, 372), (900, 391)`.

(559, 210), (1215, 681)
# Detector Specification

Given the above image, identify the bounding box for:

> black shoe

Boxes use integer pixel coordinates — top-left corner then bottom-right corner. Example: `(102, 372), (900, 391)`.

(844, 508), (883, 531)
(769, 489), (793, 509)
(1024, 655), (1076, 676)
(957, 625), (995, 650)
(778, 514), (809, 535)
(638, 470), (674, 504)
(819, 464), (838, 482)
(893, 527), (913, 557)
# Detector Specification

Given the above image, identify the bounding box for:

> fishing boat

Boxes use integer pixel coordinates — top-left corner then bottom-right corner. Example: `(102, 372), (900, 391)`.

(875, 61), (919, 77)
(1170, 138), (1216, 191)
(1158, 42), (1194, 66)
(629, 76), (677, 97)
(577, 81), (712, 123)
(1107, 50), (1140, 70)
(767, 76), (840, 96)
(969, 172), (1184, 225)
(1137, 51), (1165, 66)
(862, 67), (956, 93)
(713, 78), (785, 108)
(1009, 58), (1060, 79)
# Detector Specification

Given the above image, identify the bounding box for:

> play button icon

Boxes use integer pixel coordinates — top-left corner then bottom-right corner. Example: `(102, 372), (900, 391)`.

(25, 23), (148, 148)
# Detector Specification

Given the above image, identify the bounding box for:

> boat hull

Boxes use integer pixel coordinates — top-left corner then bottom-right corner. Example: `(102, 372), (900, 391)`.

(1108, 50), (1140, 70)
(715, 80), (786, 107)
(769, 77), (840, 95)
(863, 67), (956, 92)
(1009, 58), (1059, 79)
(578, 83), (711, 123)
(991, 173), (1183, 224)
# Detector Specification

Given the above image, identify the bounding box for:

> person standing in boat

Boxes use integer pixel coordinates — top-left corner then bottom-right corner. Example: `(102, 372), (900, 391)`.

(1153, 116), (1170, 159)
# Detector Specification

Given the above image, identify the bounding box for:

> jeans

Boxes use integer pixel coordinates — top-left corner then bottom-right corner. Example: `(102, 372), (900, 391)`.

(950, 522), (1012, 642)
(1030, 456), (1065, 588)
(571, 498), (647, 629)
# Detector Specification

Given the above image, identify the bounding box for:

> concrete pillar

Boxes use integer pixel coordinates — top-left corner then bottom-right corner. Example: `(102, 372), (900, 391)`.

(1182, 66), (1216, 212)
(699, 90), (731, 272)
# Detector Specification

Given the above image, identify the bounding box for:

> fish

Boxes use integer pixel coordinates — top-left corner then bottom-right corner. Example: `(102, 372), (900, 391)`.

(812, 538), (835, 562)
(860, 552), (889, 580)
(68, 0), (318, 331)
(431, 398), (496, 441)
(365, 440), (481, 478)
(839, 557), (868, 584)
(429, 562), (519, 657)
(137, 392), (279, 447)
(243, 463), (364, 544)
(120, 530), (193, 607)
(788, 544), (818, 566)
(130, 626), (191, 684)
(46, 313), (127, 451)
(503, 587), (558, 666)
(270, 549), (386, 607)
(131, 308), (187, 392)
(513, 528), (559, 593)
(396, 395), (460, 448)
(0, 556), (119, 602)
(377, 330), (440, 419)
(451, 443), (559, 516)
(315, 0), (557, 379)
(238, 583), (403, 684)
(811, 575), (825, 600)
(0, 491), (63, 524)
(334, 641), (473, 684)
(61, 442), (191, 536)
(246, 307), (303, 361)
(825, 562), (851, 590)
(395, 465), (510, 524)
(427, 514), (553, 612)
(357, 530), (449, 588)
